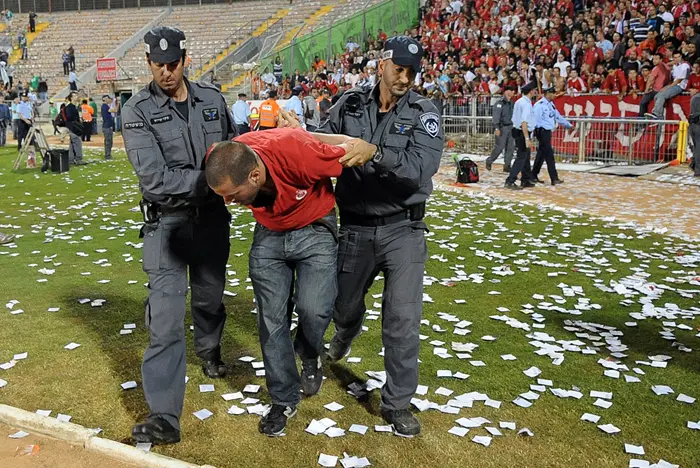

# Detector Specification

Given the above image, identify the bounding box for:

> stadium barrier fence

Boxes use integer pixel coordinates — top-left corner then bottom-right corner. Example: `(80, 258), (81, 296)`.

(443, 115), (689, 165)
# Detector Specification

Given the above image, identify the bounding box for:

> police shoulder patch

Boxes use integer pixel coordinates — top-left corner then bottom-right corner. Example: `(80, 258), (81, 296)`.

(419, 112), (440, 138)
(124, 121), (145, 129)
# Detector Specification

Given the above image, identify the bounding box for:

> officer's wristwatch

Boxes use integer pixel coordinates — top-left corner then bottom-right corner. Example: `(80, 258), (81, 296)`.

(371, 145), (383, 163)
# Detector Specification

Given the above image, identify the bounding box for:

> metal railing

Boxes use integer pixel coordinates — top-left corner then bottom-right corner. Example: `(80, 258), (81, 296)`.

(442, 95), (502, 118)
(443, 115), (688, 165)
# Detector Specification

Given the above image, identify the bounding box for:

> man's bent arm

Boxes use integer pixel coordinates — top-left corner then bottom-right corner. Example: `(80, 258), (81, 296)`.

(308, 132), (352, 145)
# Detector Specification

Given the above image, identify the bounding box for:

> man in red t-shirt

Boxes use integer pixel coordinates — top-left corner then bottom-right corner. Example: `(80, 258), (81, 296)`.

(688, 61), (700, 94)
(205, 126), (363, 437)
(583, 35), (604, 70)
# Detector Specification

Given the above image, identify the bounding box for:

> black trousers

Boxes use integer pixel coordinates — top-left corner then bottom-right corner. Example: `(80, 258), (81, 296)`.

(334, 220), (427, 410)
(532, 128), (559, 182)
(638, 91), (656, 116)
(236, 123), (250, 135)
(17, 120), (29, 151)
(81, 124), (91, 141)
(140, 205), (230, 431)
(506, 127), (533, 185)
(63, 62), (69, 75)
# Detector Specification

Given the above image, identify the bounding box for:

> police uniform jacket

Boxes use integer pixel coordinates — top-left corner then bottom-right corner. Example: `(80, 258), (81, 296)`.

(690, 93), (700, 124)
(492, 97), (514, 130)
(122, 78), (236, 208)
(319, 84), (444, 218)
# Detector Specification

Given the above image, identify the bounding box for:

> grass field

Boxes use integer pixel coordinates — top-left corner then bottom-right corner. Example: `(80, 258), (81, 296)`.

(0, 146), (698, 468)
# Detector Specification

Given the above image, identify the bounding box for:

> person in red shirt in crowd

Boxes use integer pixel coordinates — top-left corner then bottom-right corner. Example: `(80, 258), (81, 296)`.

(583, 34), (605, 71)
(688, 60), (700, 94)
(473, 75), (489, 94)
(674, 13), (690, 41)
(205, 120), (369, 437)
(602, 68), (629, 98)
(626, 68), (646, 98)
(673, 1), (690, 21)
(567, 69), (588, 93)
(377, 28), (388, 43)
(588, 65), (606, 92)
(639, 53), (670, 116)
(639, 30), (657, 55)
(324, 73), (339, 96)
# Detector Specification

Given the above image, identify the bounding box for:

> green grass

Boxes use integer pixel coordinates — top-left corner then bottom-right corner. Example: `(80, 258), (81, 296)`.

(0, 146), (698, 468)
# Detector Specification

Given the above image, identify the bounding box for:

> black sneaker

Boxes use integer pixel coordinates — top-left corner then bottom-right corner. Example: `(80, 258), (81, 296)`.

(485, 160), (493, 171)
(132, 416), (181, 445)
(202, 358), (227, 379)
(326, 335), (351, 362)
(504, 182), (522, 190)
(301, 357), (323, 396)
(381, 408), (421, 437)
(521, 181), (537, 188)
(259, 404), (296, 437)
(503, 164), (511, 172)
(551, 179), (564, 186)
(531, 177), (545, 184)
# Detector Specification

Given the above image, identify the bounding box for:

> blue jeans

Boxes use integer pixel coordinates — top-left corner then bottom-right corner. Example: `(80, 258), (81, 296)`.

(652, 85), (682, 117)
(249, 213), (338, 407)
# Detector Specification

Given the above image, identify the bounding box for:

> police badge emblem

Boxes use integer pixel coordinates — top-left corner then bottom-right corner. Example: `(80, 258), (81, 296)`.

(419, 112), (440, 138)
(159, 38), (168, 51)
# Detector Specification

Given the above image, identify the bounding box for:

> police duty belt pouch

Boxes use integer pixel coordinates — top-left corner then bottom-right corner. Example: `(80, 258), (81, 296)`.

(455, 155), (479, 183)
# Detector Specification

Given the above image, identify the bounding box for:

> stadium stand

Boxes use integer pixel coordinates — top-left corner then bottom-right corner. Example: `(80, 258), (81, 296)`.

(12, 8), (162, 96)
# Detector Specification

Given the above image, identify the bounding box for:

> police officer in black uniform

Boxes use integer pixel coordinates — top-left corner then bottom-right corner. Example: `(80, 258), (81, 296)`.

(320, 36), (444, 437)
(122, 27), (236, 445)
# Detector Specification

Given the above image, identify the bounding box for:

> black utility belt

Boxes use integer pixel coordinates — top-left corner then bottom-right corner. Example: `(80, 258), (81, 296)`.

(140, 199), (219, 223)
(340, 204), (425, 227)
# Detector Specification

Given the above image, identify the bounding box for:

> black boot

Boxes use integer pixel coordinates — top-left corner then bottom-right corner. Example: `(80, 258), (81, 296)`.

(381, 408), (421, 437)
(132, 416), (180, 445)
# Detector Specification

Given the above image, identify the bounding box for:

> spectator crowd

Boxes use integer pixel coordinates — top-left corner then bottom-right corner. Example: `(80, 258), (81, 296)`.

(249, 0), (700, 119)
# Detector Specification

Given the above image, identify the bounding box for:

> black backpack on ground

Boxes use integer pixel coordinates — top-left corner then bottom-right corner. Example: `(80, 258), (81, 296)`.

(456, 157), (479, 183)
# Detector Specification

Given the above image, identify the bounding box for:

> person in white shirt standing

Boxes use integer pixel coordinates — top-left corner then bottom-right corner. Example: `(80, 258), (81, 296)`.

(345, 37), (359, 53)
(649, 52), (691, 119)
(449, 0), (463, 13)
(232, 93), (252, 135)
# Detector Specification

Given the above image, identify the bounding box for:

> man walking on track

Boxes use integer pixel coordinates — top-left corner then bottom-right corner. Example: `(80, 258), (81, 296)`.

(531, 86), (572, 185)
(504, 81), (537, 190)
(485, 85), (516, 173)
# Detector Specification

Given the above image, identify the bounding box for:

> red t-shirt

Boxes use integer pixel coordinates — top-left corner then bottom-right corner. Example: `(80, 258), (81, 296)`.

(689, 73), (700, 91)
(234, 128), (344, 231)
(584, 47), (604, 69)
(567, 77), (587, 92)
(602, 73), (626, 93)
(627, 75), (646, 92)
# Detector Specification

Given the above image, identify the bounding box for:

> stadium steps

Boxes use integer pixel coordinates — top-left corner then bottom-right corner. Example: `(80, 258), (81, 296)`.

(219, 2), (337, 93)
(8, 22), (50, 64)
(275, 3), (336, 51)
(193, 8), (290, 81)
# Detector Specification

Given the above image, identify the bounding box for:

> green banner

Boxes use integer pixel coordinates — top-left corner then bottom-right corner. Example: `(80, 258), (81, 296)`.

(262, 0), (419, 78)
